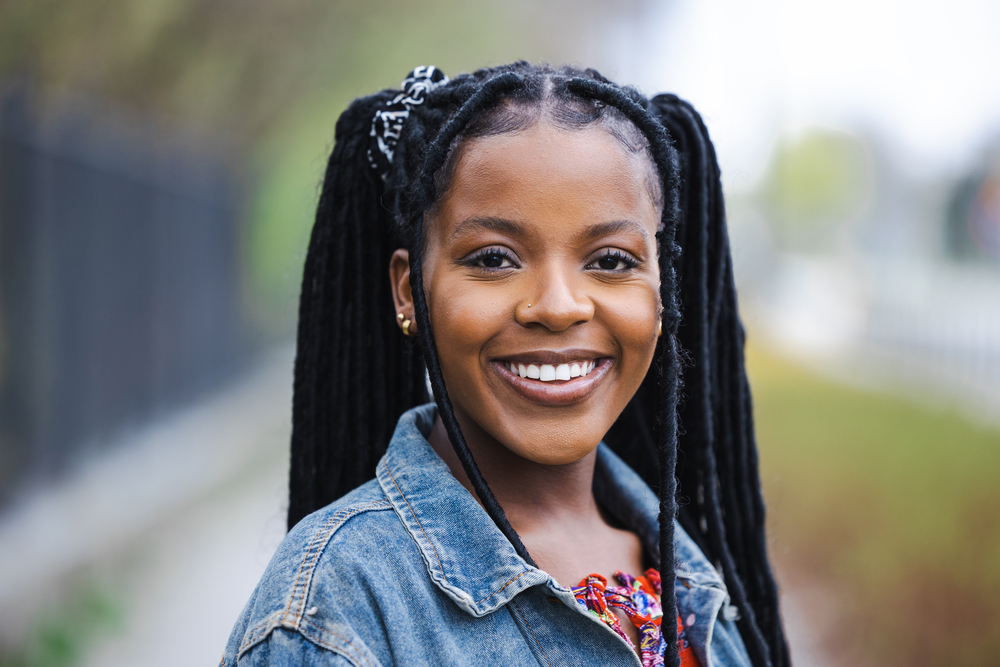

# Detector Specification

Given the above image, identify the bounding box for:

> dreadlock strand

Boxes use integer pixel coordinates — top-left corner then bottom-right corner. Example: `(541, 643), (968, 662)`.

(288, 90), (422, 530)
(562, 76), (685, 667)
(647, 93), (791, 667)
(407, 240), (538, 566)
(404, 71), (539, 567)
(735, 321), (789, 666)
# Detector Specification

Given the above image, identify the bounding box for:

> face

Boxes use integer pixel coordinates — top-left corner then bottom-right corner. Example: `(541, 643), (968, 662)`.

(392, 120), (662, 466)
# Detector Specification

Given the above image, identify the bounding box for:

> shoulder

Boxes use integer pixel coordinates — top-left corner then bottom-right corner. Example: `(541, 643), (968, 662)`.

(221, 480), (412, 667)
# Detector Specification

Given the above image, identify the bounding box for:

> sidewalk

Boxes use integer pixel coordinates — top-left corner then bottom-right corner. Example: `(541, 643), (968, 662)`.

(0, 346), (294, 665)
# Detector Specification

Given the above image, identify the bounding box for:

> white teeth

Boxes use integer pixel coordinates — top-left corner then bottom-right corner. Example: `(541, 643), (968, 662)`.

(506, 360), (598, 381)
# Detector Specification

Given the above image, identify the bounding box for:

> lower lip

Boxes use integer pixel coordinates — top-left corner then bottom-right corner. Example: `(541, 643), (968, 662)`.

(491, 359), (613, 406)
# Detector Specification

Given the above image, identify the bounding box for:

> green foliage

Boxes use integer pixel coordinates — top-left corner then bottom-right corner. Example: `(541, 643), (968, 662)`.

(0, 0), (596, 140)
(749, 347), (1000, 666)
(0, 0), (618, 333)
(0, 582), (123, 667)
(244, 124), (326, 337)
(760, 128), (873, 252)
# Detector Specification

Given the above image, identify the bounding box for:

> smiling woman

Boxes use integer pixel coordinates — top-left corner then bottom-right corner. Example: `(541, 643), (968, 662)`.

(401, 122), (662, 465)
(221, 63), (789, 667)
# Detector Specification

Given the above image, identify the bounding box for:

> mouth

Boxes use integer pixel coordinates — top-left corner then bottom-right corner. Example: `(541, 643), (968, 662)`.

(491, 354), (613, 406)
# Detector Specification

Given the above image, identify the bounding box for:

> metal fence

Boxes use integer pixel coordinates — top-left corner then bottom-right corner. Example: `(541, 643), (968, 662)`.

(0, 84), (250, 503)
(864, 258), (1000, 398)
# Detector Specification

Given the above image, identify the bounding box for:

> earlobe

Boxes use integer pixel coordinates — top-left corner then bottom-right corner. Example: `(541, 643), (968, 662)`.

(389, 249), (417, 334)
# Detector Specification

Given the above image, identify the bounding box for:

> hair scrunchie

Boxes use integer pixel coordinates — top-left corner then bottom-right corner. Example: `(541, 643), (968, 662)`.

(367, 65), (449, 181)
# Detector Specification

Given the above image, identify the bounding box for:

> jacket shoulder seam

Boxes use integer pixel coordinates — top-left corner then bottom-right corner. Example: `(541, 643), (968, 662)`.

(237, 499), (391, 658)
(298, 616), (380, 667)
(282, 499), (393, 621)
(236, 612), (375, 666)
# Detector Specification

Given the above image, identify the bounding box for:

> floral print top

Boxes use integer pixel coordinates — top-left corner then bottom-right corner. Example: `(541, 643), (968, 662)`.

(573, 568), (701, 667)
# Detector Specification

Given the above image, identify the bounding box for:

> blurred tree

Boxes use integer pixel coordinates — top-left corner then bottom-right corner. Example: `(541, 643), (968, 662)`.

(0, 0), (623, 336)
(0, 0), (605, 140)
(760, 127), (874, 253)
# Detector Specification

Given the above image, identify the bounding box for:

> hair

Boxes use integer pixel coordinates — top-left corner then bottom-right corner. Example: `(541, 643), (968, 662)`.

(287, 62), (789, 667)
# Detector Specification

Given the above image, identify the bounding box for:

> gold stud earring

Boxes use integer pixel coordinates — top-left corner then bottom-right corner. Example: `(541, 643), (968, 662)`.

(397, 312), (413, 336)
(657, 320), (663, 337)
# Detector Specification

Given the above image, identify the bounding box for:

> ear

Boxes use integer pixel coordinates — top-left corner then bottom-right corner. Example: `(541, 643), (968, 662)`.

(389, 249), (417, 334)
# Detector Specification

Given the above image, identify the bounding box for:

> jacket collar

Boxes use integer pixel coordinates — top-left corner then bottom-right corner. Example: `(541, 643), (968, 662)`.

(376, 404), (726, 617)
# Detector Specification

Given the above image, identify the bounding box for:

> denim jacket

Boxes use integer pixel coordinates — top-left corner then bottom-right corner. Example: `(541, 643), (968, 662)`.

(221, 405), (751, 667)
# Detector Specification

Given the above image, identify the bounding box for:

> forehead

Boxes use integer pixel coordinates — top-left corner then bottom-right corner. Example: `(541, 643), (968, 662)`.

(432, 122), (660, 235)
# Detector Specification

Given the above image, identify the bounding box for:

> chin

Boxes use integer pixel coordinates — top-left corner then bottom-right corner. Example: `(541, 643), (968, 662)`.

(500, 422), (607, 466)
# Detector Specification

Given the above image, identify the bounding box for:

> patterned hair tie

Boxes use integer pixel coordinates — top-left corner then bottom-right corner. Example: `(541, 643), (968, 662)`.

(368, 66), (450, 181)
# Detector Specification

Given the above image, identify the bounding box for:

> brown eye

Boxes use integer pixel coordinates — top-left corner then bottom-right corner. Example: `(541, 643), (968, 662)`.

(597, 255), (624, 270)
(589, 250), (637, 272)
(464, 248), (517, 271)
(481, 253), (506, 268)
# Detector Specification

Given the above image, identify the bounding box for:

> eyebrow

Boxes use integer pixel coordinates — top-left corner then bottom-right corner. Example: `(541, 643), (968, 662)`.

(582, 220), (650, 242)
(450, 216), (527, 241)
(448, 216), (650, 243)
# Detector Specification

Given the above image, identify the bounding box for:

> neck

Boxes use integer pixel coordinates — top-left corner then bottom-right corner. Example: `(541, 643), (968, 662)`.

(427, 409), (646, 591)
(427, 413), (602, 534)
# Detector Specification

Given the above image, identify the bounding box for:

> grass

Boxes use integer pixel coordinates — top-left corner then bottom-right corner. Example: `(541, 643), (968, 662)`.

(747, 345), (1000, 666)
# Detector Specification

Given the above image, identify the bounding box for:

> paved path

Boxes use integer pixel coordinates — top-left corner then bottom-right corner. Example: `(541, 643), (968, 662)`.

(81, 432), (287, 666)
(0, 346), (293, 664)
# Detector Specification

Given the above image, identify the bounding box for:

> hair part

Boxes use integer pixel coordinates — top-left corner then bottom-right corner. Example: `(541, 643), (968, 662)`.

(431, 73), (664, 223)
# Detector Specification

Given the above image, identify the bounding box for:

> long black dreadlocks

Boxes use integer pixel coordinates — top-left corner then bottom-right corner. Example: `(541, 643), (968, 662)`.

(287, 62), (789, 667)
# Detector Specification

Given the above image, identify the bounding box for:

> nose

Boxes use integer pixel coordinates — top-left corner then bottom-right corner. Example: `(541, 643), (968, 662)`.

(515, 268), (594, 331)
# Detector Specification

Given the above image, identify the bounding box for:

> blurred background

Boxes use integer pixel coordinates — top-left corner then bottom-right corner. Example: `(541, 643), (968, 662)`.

(1, 0), (998, 665)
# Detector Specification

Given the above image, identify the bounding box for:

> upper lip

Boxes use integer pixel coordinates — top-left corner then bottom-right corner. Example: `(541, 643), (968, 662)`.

(492, 349), (608, 364)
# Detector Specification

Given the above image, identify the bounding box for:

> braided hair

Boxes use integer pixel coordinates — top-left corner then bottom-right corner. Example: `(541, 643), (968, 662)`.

(287, 62), (789, 667)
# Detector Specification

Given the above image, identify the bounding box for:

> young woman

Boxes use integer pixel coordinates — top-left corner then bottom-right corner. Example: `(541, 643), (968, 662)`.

(221, 63), (789, 667)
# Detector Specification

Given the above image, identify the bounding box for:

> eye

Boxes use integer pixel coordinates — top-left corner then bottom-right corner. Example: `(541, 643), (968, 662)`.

(588, 250), (639, 272)
(464, 247), (518, 271)
(480, 252), (509, 268)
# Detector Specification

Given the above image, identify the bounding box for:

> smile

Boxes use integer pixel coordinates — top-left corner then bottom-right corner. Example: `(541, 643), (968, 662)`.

(491, 355), (613, 407)
(502, 360), (597, 382)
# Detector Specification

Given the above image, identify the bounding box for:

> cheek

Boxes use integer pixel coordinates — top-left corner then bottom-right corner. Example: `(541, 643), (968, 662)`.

(425, 275), (509, 366)
(604, 282), (661, 376)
